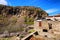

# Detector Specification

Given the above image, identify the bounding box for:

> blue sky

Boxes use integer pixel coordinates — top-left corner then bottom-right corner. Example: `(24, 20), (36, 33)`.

(0, 0), (60, 16)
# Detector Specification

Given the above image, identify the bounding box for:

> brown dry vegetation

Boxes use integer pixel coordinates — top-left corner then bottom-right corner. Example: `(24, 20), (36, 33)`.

(0, 4), (48, 33)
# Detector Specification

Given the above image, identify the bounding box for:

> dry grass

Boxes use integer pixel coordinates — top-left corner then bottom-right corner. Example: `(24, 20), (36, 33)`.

(0, 36), (18, 40)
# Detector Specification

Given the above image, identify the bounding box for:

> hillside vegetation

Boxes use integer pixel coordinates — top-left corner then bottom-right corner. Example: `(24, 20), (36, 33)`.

(0, 4), (48, 33)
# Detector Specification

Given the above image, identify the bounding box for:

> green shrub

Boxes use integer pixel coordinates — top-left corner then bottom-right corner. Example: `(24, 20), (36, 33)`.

(24, 16), (34, 25)
(28, 29), (35, 33)
(20, 35), (24, 38)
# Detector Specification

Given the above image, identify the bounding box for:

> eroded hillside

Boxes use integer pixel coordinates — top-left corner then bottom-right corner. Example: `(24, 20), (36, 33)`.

(0, 4), (48, 33)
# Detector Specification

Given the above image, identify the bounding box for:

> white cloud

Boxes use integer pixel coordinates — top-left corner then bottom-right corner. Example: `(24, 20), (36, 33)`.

(45, 9), (59, 13)
(0, 0), (8, 5)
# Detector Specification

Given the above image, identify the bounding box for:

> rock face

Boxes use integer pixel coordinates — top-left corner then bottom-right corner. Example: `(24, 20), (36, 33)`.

(0, 4), (48, 33)
(0, 4), (48, 18)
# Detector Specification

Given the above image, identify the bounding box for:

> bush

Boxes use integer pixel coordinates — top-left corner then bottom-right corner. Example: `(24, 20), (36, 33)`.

(20, 35), (24, 38)
(24, 16), (34, 25)
(28, 29), (35, 33)
(10, 16), (17, 24)
(7, 26), (24, 32)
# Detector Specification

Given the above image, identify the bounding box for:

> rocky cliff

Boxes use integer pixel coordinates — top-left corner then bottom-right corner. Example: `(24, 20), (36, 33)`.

(0, 4), (48, 33)
(0, 4), (48, 18)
